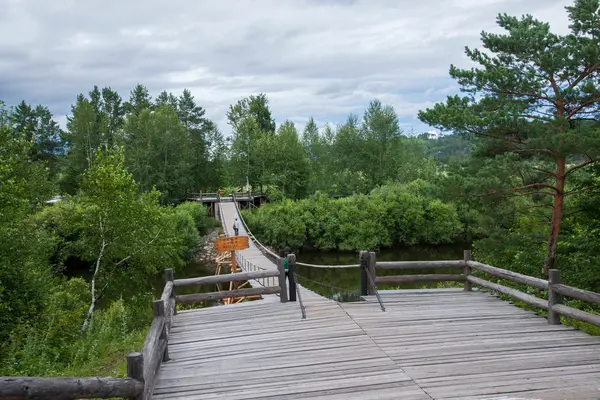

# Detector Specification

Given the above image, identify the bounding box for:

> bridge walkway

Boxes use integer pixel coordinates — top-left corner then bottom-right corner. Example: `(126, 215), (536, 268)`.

(153, 288), (600, 399)
(150, 199), (600, 399)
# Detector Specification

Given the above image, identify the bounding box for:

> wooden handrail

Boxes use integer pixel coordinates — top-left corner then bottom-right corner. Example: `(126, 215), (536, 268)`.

(0, 377), (143, 399)
(174, 270), (280, 287)
(369, 251), (600, 328)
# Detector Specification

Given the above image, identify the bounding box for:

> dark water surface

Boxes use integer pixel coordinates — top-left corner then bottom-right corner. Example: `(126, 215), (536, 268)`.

(294, 244), (468, 300)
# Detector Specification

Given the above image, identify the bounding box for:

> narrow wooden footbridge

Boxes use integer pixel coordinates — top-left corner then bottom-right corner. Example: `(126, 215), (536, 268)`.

(3, 195), (600, 400)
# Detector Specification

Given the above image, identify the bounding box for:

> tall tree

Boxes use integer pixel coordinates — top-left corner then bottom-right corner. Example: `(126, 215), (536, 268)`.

(419, 0), (600, 275)
(155, 90), (179, 110)
(124, 104), (194, 203)
(178, 89), (210, 191)
(227, 94), (277, 189)
(270, 121), (310, 199)
(125, 84), (152, 116)
(360, 100), (402, 186)
(9, 101), (64, 175)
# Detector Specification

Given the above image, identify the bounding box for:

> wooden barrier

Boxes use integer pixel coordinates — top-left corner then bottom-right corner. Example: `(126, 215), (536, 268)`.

(0, 377), (143, 399)
(370, 252), (600, 328)
(174, 268), (285, 305)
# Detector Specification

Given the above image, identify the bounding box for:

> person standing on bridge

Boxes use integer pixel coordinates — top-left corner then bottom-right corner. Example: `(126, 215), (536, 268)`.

(233, 218), (239, 236)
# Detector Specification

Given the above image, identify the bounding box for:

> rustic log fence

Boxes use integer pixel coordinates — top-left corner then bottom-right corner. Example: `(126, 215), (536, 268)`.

(173, 268), (286, 304)
(358, 249), (600, 327)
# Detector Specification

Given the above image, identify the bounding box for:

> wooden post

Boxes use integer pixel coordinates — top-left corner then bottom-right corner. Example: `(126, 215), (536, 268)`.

(126, 352), (144, 400)
(368, 252), (377, 295)
(360, 251), (368, 296)
(277, 257), (288, 303)
(463, 250), (472, 292)
(161, 323), (170, 362)
(153, 299), (164, 317)
(548, 269), (561, 325)
(165, 268), (176, 315)
(288, 254), (297, 302)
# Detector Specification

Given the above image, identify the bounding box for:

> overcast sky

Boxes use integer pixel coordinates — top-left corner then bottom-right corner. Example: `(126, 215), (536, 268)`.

(0, 0), (571, 136)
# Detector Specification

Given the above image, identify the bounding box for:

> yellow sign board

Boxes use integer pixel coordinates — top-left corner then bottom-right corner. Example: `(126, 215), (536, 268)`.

(214, 236), (249, 253)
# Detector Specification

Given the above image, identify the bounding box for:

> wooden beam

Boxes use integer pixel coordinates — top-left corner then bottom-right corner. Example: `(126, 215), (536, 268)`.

(0, 377), (143, 400)
(375, 274), (465, 284)
(552, 304), (600, 327)
(375, 260), (464, 269)
(467, 260), (548, 290)
(176, 286), (281, 304)
(173, 270), (279, 287)
(552, 283), (600, 305)
(467, 276), (548, 310)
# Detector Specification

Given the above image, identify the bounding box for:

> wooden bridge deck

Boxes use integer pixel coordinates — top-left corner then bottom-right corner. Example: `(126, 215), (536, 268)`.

(152, 289), (600, 399)
(151, 200), (600, 399)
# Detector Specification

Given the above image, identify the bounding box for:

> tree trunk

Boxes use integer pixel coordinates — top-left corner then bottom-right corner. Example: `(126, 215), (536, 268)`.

(543, 157), (566, 277)
(81, 216), (107, 333)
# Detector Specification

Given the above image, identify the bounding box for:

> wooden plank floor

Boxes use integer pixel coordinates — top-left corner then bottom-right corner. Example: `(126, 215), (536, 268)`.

(341, 289), (600, 400)
(152, 291), (430, 399)
(168, 202), (600, 399)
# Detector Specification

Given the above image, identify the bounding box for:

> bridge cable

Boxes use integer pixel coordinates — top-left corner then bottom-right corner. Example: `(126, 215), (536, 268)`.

(292, 271), (306, 319)
(364, 267), (386, 312)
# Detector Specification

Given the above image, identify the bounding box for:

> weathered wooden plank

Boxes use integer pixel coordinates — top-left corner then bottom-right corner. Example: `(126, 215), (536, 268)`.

(467, 260), (548, 290)
(160, 281), (173, 302)
(0, 377), (143, 400)
(375, 260), (464, 269)
(553, 303), (600, 327)
(553, 283), (600, 305)
(467, 275), (548, 310)
(376, 274), (465, 284)
(173, 270), (279, 287)
(175, 286), (280, 304)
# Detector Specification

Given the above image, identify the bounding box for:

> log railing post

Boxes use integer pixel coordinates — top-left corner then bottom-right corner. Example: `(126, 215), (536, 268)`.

(153, 300), (169, 362)
(548, 269), (561, 325)
(126, 352), (144, 400)
(165, 268), (176, 315)
(360, 251), (368, 296)
(277, 257), (288, 303)
(288, 254), (297, 302)
(368, 252), (377, 295)
(463, 250), (472, 292)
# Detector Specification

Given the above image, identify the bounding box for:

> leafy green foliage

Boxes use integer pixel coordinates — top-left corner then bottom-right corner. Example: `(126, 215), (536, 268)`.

(419, 0), (600, 274)
(243, 183), (462, 251)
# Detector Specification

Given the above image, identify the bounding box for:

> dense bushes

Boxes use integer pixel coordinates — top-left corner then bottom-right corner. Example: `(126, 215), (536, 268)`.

(243, 181), (463, 251)
(0, 147), (216, 377)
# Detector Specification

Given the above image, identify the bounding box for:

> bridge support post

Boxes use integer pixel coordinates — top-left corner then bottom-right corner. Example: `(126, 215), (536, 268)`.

(548, 269), (562, 325)
(288, 254), (297, 302)
(463, 250), (472, 292)
(126, 352), (144, 400)
(360, 251), (369, 296)
(368, 252), (377, 295)
(277, 258), (288, 303)
(166, 268), (177, 315)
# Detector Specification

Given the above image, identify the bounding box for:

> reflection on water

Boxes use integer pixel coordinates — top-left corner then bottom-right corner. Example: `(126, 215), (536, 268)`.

(294, 244), (469, 300)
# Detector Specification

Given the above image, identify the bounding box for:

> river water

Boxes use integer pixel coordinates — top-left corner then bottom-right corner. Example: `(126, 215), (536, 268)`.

(294, 244), (468, 300)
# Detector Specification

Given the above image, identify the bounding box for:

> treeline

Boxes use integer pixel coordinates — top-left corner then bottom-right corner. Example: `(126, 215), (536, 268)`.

(242, 0), (600, 298)
(0, 100), (217, 376)
(10, 85), (228, 204)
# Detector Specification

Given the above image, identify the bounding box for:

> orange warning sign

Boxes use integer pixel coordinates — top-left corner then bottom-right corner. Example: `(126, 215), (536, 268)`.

(214, 236), (249, 253)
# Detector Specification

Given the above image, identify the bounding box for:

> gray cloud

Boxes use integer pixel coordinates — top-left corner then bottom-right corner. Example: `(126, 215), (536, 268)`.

(0, 0), (571, 135)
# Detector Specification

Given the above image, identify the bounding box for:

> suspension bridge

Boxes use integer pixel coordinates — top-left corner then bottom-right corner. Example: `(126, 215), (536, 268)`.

(2, 193), (600, 400)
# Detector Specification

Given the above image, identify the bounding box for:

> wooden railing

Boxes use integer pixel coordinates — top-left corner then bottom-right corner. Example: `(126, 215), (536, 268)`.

(360, 249), (600, 327)
(173, 269), (286, 304)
